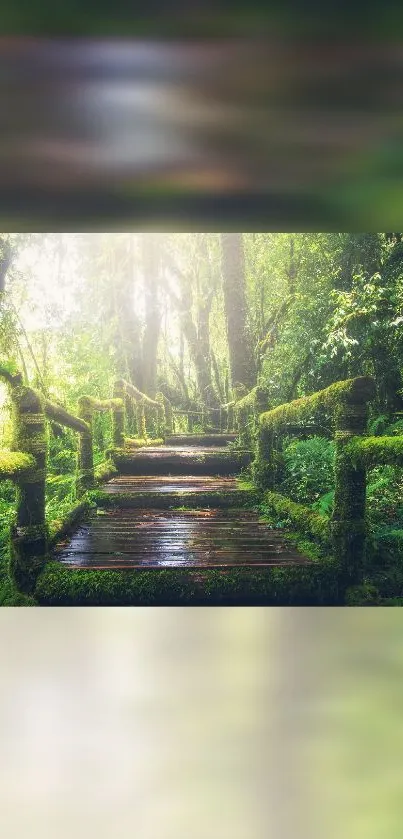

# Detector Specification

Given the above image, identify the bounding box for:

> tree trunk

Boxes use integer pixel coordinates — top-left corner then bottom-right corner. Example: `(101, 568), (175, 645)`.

(141, 234), (161, 397)
(221, 233), (256, 392)
(180, 309), (217, 408)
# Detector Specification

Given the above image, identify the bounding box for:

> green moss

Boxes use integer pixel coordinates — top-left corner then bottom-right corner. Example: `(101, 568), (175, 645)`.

(253, 423), (276, 488)
(345, 435), (403, 469)
(77, 397), (94, 496)
(89, 488), (258, 509)
(162, 395), (174, 434)
(155, 392), (167, 437)
(0, 450), (36, 480)
(0, 544), (36, 606)
(253, 377), (376, 581)
(259, 376), (375, 435)
(79, 396), (122, 412)
(112, 382), (126, 447)
(262, 490), (330, 545)
(136, 401), (147, 440)
(48, 501), (91, 546)
(8, 383), (48, 591)
(234, 385), (269, 448)
(35, 561), (340, 606)
(94, 459), (118, 482)
(10, 523), (47, 593)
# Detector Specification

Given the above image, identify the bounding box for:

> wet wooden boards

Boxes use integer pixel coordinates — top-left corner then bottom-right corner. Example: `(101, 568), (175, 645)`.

(54, 508), (309, 569)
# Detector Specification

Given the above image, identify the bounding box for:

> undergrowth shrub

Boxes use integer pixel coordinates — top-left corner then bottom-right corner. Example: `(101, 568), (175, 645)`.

(280, 436), (335, 506)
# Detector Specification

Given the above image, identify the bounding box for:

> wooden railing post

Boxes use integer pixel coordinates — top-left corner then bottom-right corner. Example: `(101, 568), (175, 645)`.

(10, 382), (47, 592)
(163, 395), (173, 435)
(112, 380), (126, 447)
(253, 421), (275, 489)
(137, 398), (147, 440)
(155, 392), (166, 438)
(77, 397), (95, 496)
(227, 404), (234, 432)
(331, 393), (369, 585)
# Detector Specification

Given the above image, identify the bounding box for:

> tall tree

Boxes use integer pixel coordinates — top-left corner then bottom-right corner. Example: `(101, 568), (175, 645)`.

(161, 235), (220, 408)
(140, 234), (161, 397)
(221, 233), (256, 392)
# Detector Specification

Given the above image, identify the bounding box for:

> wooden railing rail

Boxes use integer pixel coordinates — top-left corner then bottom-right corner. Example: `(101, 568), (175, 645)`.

(252, 376), (403, 584)
(112, 379), (170, 442)
(0, 370), (161, 591)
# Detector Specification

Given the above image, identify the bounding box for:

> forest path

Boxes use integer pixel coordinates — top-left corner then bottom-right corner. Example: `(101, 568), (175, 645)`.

(52, 437), (310, 569)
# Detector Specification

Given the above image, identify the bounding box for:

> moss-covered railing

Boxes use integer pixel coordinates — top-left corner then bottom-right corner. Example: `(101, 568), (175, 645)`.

(171, 404), (233, 434)
(233, 385), (270, 447)
(112, 379), (171, 445)
(0, 369), (172, 592)
(252, 375), (403, 585)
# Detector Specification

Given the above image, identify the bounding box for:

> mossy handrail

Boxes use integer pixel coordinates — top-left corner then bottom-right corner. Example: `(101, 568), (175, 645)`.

(233, 384), (270, 447)
(253, 375), (403, 585)
(112, 379), (171, 443)
(0, 368), (168, 592)
(0, 450), (36, 480)
(171, 403), (237, 434)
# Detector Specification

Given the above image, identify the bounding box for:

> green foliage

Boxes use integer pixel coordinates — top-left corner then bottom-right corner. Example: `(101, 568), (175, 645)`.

(0, 450), (36, 479)
(281, 436), (335, 505)
(260, 490), (330, 545)
(312, 490), (335, 517)
(345, 583), (380, 606)
(35, 561), (340, 606)
(366, 466), (403, 532)
(0, 547), (36, 606)
(45, 474), (76, 523)
(1, 232), (403, 603)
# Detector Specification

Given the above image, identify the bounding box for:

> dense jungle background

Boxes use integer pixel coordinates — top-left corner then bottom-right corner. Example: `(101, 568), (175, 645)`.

(1, 232), (403, 603)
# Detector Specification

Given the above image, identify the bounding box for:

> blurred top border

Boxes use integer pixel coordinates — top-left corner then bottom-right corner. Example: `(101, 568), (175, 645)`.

(1, 29), (403, 230)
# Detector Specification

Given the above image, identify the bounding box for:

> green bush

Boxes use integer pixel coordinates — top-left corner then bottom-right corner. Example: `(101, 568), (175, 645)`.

(345, 582), (380, 605)
(366, 465), (403, 532)
(281, 436), (335, 505)
(45, 474), (76, 522)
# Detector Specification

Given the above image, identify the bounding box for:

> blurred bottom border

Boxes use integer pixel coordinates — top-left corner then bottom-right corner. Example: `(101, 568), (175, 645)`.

(0, 607), (401, 839)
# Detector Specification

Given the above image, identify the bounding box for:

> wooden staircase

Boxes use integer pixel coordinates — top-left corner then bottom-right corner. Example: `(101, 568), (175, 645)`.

(52, 436), (310, 570)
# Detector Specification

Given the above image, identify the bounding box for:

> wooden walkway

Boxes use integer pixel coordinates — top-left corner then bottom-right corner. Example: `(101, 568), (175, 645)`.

(52, 439), (309, 570)
(102, 475), (244, 495)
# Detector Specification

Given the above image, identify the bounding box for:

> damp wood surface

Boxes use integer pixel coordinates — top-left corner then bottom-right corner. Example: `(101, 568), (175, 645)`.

(51, 434), (311, 571)
(116, 444), (251, 476)
(53, 507), (309, 569)
(102, 475), (243, 494)
(164, 433), (237, 446)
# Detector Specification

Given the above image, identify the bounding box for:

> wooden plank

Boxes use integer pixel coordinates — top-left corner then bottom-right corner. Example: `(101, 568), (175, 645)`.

(44, 400), (89, 433)
(58, 554), (308, 568)
(102, 476), (243, 494)
(53, 505), (309, 569)
(116, 448), (251, 476)
(164, 434), (237, 446)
